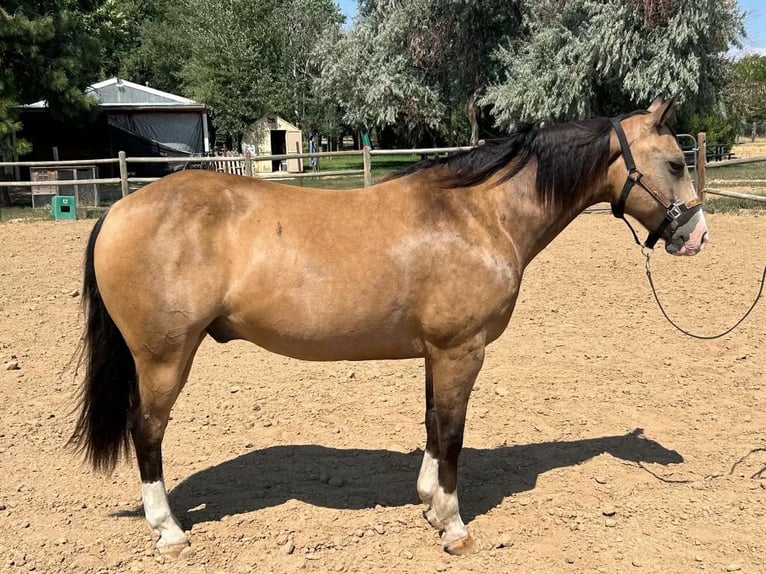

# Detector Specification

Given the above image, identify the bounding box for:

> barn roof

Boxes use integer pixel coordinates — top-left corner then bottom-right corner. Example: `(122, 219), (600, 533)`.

(21, 78), (205, 111)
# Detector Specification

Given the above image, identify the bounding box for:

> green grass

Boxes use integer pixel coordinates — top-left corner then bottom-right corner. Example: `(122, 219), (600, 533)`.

(318, 152), (426, 175)
(319, 152), (425, 170)
(704, 198), (763, 213)
(1, 180), (122, 222)
(0, 206), (52, 222)
(279, 174), (364, 190)
(705, 160), (766, 184)
(0, 205), (108, 222)
(703, 159), (766, 213)
(276, 153), (431, 190)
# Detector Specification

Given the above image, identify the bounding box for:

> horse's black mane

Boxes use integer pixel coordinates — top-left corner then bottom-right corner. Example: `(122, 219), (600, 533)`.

(387, 111), (649, 209)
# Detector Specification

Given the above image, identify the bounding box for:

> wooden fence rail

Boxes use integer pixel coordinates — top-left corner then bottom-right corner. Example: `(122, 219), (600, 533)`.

(2, 141), (765, 208)
(705, 188), (766, 202)
(706, 155), (766, 168)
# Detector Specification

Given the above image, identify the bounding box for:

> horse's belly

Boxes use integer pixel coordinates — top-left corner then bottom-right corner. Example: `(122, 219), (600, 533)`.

(210, 310), (424, 361)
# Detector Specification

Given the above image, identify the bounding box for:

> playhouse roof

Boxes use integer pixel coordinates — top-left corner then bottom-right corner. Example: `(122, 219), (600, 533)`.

(253, 114), (301, 132)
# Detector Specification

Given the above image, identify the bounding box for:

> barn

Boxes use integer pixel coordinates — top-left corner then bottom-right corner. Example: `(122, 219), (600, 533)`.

(241, 114), (303, 173)
(17, 77), (210, 178)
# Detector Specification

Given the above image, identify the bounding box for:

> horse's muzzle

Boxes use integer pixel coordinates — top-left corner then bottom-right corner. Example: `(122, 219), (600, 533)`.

(665, 216), (709, 256)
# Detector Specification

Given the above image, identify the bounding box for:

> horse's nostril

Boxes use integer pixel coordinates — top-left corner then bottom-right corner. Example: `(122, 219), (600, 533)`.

(701, 231), (709, 244)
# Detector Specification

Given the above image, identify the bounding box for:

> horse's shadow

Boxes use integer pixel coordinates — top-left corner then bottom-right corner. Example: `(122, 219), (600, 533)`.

(155, 428), (681, 527)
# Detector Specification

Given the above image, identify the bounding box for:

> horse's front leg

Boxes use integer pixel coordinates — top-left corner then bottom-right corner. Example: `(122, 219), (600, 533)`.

(420, 336), (485, 555)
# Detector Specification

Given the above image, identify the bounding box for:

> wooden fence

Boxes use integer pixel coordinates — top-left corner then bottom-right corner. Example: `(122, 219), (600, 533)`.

(0, 147), (473, 207)
(1, 137), (765, 206)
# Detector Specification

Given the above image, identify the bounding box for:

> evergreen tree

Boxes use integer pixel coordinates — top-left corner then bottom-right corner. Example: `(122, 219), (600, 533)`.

(0, 1), (155, 158)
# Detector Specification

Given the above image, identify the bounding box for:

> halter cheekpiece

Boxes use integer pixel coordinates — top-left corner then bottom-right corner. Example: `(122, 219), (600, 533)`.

(610, 118), (702, 249)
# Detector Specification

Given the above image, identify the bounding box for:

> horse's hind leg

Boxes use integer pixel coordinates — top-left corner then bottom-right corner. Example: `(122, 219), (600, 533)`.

(131, 335), (204, 557)
(417, 358), (442, 529)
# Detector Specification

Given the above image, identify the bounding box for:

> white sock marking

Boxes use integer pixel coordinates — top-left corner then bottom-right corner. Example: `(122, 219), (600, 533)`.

(417, 451), (439, 505)
(432, 485), (468, 545)
(141, 480), (187, 547)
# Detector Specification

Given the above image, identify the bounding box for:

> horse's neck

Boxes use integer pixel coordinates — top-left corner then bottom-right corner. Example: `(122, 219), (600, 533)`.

(491, 172), (608, 268)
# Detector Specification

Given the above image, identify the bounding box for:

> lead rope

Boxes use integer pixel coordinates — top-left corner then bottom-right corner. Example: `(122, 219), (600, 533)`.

(642, 248), (766, 340)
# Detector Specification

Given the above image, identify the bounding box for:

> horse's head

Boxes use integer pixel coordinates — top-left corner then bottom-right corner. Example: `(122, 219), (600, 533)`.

(608, 96), (708, 256)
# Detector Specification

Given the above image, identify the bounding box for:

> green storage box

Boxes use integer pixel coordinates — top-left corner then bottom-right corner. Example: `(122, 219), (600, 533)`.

(52, 195), (77, 220)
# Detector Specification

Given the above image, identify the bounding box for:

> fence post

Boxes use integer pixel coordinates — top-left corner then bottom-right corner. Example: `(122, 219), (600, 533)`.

(696, 132), (706, 204)
(118, 151), (129, 198)
(363, 147), (372, 188)
(245, 155), (253, 177)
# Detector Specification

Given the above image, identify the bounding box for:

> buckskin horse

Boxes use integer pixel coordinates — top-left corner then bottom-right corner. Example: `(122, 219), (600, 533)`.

(70, 96), (707, 556)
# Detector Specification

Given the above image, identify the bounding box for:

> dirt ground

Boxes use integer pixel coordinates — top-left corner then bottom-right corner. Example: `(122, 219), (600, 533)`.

(732, 138), (766, 159)
(1, 212), (764, 574)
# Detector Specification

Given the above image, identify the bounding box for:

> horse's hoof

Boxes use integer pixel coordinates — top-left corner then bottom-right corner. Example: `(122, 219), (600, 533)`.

(158, 542), (191, 560)
(423, 507), (443, 530)
(444, 536), (474, 556)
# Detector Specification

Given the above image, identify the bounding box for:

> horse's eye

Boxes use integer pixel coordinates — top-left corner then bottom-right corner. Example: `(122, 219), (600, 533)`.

(669, 160), (684, 174)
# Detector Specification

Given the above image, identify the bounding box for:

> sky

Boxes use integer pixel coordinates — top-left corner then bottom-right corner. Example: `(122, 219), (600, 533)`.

(737, 0), (766, 56)
(336, 0), (766, 56)
(336, 0), (357, 27)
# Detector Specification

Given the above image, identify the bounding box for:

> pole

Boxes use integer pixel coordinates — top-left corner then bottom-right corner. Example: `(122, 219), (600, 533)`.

(119, 151), (129, 198)
(696, 132), (706, 204)
(363, 147), (372, 188)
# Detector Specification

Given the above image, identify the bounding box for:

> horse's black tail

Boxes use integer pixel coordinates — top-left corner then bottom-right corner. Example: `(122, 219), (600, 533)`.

(69, 213), (137, 473)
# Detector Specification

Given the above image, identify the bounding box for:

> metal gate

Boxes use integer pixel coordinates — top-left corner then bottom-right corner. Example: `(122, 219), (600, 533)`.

(677, 133), (698, 192)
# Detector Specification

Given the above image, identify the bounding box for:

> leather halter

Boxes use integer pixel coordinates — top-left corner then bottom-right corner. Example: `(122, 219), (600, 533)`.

(610, 118), (702, 249)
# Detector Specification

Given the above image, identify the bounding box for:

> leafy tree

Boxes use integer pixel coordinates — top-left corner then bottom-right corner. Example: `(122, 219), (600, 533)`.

(117, 0), (189, 94)
(729, 54), (766, 129)
(93, 0), (167, 80)
(314, 16), (446, 142)
(281, 0), (345, 131)
(175, 0), (287, 140)
(483, 0), (744, 125)
(123, 0), (343, 144)
(315, 0), (522, 146)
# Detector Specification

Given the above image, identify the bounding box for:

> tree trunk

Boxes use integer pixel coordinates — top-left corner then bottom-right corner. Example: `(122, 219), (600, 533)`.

(0, 174), (11, 207)
(467, 90), (480, 146)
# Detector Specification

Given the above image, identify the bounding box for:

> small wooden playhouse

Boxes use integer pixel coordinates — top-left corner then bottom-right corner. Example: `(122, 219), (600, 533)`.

(241, 114), (303, 173)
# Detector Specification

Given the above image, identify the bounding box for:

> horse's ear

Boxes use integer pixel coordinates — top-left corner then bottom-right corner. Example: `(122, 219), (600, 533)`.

(647, 95), (665, 112)
(647, 94), (678, 128)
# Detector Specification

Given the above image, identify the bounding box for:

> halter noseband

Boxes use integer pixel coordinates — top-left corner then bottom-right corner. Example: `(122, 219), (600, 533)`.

(610, 118), (702, 249)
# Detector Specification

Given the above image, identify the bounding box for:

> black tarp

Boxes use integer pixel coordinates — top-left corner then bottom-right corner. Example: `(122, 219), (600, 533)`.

(108, 113), (205, 177)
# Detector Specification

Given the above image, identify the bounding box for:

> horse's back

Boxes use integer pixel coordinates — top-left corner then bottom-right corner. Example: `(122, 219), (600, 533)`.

(94, 170), (517, 361)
